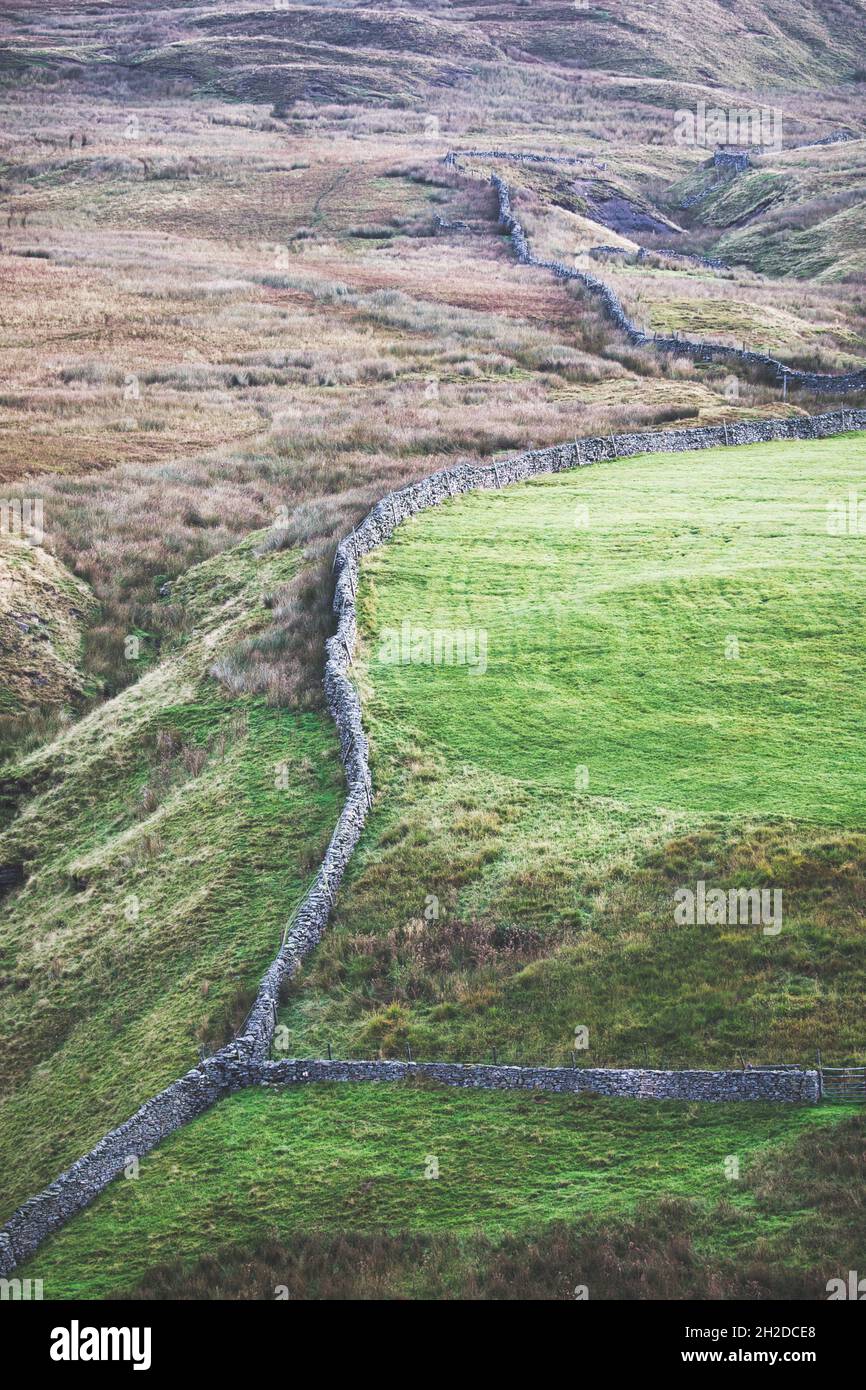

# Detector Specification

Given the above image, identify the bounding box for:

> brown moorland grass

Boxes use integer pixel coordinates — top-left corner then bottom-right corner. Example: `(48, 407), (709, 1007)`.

(9, 81), (839, 719)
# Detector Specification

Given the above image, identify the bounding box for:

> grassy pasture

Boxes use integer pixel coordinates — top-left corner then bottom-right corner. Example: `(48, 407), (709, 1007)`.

(278, 435), (866, 1069)
(360, 435), (866, 824)
(18, 1082), (859, 1300)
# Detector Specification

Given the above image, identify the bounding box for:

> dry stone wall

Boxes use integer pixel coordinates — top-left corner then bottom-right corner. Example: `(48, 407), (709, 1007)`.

(591, 244), (729, 272)
(2, 405), (864, 1278)
(447, 151), (866, 395)
(260, 1059), (820, 1104)
(445, 147), (605, 170)
(713, 150), (751, 171)
(0, 1045), (260, 1280)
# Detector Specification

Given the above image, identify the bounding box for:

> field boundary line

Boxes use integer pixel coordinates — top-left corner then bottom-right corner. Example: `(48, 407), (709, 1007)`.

(444, 149), (866, 395)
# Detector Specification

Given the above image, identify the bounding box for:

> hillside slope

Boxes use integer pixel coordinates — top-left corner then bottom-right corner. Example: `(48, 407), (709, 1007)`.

(0, 534), (342, 1220)
(3, 0), (866, 99)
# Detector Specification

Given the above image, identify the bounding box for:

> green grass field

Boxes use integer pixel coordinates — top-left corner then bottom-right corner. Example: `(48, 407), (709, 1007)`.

(360, 435), (866, 825)
(3, 0), (866, 1306)
(278, 435), (866, 1068)
(19, 1083), (860, 1300)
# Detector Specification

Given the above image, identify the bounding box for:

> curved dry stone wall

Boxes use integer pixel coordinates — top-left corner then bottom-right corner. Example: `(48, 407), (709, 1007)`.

(2, 404), (864, 1278)
(445, 150), (866, 395)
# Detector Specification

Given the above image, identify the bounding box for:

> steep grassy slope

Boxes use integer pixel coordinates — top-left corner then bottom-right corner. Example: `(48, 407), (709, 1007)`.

(5, 1), (865, 95)
(17, 1082), (859, 1299)
(448, 0), (866, 87)
(0, 539), (96, 733)
(0, 533), (343, 1220)
(670, 140), (866, 281)
(278, 435), (866, 1067)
